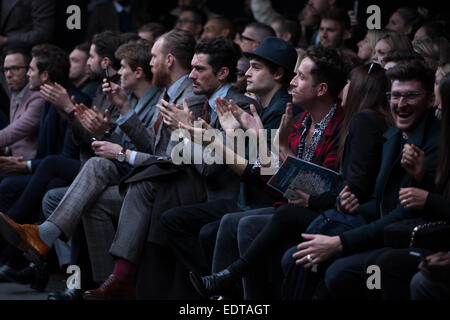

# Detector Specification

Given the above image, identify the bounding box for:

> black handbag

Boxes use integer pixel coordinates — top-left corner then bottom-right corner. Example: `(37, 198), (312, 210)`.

(383, 218), (450, 251)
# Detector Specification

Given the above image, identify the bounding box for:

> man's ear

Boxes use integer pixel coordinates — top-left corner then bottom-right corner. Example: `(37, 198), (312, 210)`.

(217, 67), (230, 82)
(135, 66), (144, 79)
(166, 53), (174, 69)
(41, 70), (50, 83)
(316, 82), (329, 97)
(282, 32), (292, 43)
(405, 25), (413, 36)
(101, 56), (111, 69)
(273, 67), (285, 82)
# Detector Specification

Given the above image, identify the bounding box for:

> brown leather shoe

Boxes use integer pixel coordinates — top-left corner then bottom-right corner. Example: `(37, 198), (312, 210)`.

(0, 212), (49, 265)
(83, 274), (135, 300)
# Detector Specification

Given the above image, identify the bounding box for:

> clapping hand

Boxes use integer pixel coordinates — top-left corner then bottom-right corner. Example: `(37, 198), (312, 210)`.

(274, 103), (295, 161)
(157, 98), (194, 130)
(74, 103), (111, 139)
(401, 144), (426, 182)
(215, 97), (241, 132)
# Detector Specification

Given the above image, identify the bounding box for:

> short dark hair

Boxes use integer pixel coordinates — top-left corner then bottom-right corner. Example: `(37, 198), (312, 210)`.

(91, 31), (122, 71)
(272, 17), (301, 46)
(160, 29), (196, 71)
(181, 7), (207, 26)
(253, 56), (291, 88)
(31, 44), (69, 85)
(115, 40), (153, 82)
(386, 59), (435, 93)
(246, 22), (276, 41)
(138, 22), (166, 40)
(74, 42), (90, 56)
(321, 8), (351, 31)
(119, 32), (141, 44)
(210, 16), (236, 40)
(195, 37), (242, 83)
(305, 45), (349, 99)
(4, 48), (31, 66)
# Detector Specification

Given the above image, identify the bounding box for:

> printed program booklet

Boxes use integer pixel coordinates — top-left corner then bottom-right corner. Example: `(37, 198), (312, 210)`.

(267, 155), (341, 200)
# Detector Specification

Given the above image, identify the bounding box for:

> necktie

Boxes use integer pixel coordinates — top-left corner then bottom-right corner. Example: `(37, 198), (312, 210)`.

(202, 100), (211, 124)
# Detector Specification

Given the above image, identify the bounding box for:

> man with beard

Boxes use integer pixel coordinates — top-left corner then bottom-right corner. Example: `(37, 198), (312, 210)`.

(68, 42), (99, 99)
(0, 30), (205, 300)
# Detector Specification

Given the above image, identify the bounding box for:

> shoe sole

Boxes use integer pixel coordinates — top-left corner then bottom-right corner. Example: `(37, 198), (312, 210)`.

(189, 272), (208, 299)
(82, 293), (134, 301)
(0, 215), (44, 266)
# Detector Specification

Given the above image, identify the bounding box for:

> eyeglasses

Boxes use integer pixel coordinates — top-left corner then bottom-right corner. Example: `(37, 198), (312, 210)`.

(239, 33), (258, 42)
(2, 66), (28, 73)
(386, 91), (425, 103)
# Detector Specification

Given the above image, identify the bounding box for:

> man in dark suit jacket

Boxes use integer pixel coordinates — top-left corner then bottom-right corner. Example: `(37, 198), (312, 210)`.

(81, 36), (258, 299)
(287, 60), (441, 300)
(160, 36), (300, 280)
(0, 44), (89, 214)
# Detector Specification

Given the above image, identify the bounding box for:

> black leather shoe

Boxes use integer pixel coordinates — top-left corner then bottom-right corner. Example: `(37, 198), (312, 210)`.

(189, 269), (238, 299)
(30, 262), (49, 291)
(0, 265), (20, 282)
(0, 264), (34, 284)
(48, 288), (83, 300)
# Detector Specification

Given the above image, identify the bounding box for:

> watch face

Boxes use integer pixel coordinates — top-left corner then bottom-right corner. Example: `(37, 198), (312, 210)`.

(117, 152), (126, 162)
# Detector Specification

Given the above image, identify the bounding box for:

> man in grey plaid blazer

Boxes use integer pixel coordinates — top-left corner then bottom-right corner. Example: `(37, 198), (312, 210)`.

(0, 31), (204, 299)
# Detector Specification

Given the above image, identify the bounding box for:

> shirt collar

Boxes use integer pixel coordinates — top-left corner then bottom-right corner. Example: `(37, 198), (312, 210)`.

(167, 74), (188, 103)
(113, 1), (131, 14)
(208, 83), (232, 111)
(15, 83), (29, 105)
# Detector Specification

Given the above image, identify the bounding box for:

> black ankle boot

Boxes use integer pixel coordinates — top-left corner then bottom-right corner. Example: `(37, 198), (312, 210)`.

(30, 262), (49, 291)
(190, 269), (240, 299)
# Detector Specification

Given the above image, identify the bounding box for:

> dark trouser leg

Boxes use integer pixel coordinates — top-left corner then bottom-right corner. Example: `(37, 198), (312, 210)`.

(0, 175), (31, 213)
(7, 155), (80, 223)
(234, 205), (320, 299)
(160, 199), (240, 275)
(237, 214), (272, 299)
(324, 248), (387, 300)
(411, 271), (450, 300)
(371, 247), (432, 300)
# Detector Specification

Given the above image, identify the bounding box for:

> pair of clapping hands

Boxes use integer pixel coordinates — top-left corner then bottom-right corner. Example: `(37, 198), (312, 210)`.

(338, 143), (429, 214)
(155, 95), (265, 145)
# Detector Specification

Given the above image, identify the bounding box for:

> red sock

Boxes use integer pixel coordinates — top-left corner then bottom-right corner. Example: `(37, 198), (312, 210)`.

(112, 258), (134, 284)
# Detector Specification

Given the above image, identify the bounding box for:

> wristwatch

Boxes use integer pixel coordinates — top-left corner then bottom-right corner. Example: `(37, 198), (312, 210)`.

(116, 147), (127, 162)
(102, 130), (112, 140)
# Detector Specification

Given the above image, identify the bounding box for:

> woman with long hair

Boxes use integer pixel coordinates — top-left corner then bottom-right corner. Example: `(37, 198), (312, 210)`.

(190, 63), (393, 299)
(372, 31), (413, 67)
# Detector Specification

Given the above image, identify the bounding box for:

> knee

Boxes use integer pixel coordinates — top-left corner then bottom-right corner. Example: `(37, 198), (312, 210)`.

(37, 155), (62, 169)
(42, 187), (67, 217)
(198, 221), (219, 248)
(160, 207), (184, 231)
(323, 258), (348, 296)
(410, 272), (429, 299)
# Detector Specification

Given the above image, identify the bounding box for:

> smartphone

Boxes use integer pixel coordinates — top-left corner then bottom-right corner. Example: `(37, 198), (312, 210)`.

(103, 67), (110, 85)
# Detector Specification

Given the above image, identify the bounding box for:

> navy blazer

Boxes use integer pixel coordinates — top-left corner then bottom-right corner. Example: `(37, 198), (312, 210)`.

(31, 86), (91, 172)
(340, 109), (441, 254)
